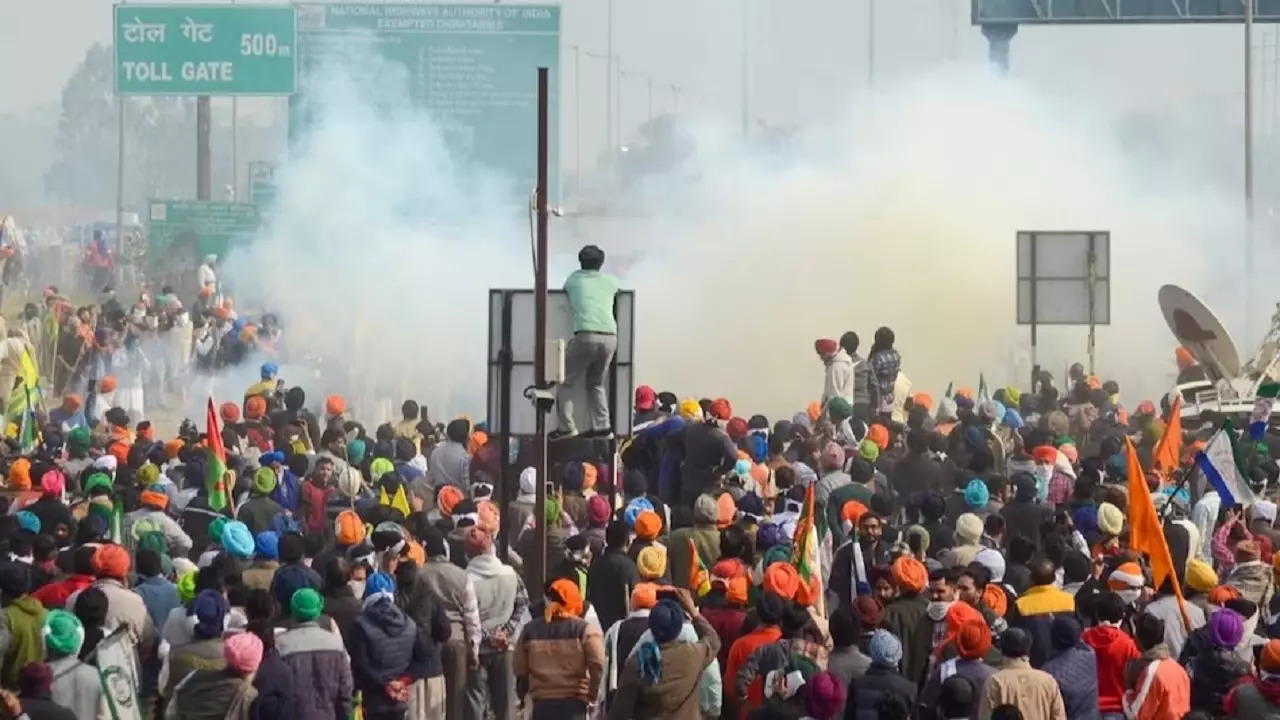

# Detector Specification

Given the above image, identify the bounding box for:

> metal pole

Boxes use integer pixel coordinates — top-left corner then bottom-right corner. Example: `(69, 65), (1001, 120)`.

(1247, 0), (1257, 336)
(606, 0), (614, 154)
(115, 0), (126, 287)
(616, 60), (624, 146)
(533, 67), (551, 588)
(1087, 234), (1097, 375)
(231, 0), (238, 202)
(573, 45), (581, 202)
(741, 0), (749, 137)
(868, 0), (876, 87)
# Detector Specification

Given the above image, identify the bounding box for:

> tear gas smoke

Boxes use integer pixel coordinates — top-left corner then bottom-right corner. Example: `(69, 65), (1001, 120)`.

(224, 57), (1244, 426)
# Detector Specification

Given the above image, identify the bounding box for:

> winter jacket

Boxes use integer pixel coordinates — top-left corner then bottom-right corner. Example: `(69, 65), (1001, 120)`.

(1226, 675), (1280, 719)
(466, 553), (527, 652)
(1190, 646), (1250, 716)
(165, 637), (226, 698)
(921, 657), (998, 720)
(512, 611), (605, 702)
(3, 595), (46, 687)
(12, 697), (75, 720)
(1041, 644), (1100, 720)
(394, 577), (450, 679)
(607, 613), (720, 720)
(822, 349), (856, 409)
(1082, 624), (1140, 713)
(672, 422), (738, 500)
(249, 648), (292, 720)
(48, 655), (104, 720)
(1227, 560), (1275, 610)
(25, 496), (75, 543)
(978, 658), (1067, 720)
(31, 574), (93, 610)
(126, 508), (193, 557)
(276, 622), (353, 720)
(722, 625), (781, 717)
(667, 523), (719, 594)
(847, 665), (918, 720)
(881, 593), (930, 684)
(1125, 645), (1190, 720)
(701, 604), (748, 669)
(587, 550), (639, 633)
(166, 669), (257, 720)
(322, 585), (362, 645)
(69, 578), (156, 651)
(236, 495), (283, 536)
(132, 576), (179, 645)
(242, 560), (279, 592)
(411, 557), (480, 660)
(348, 598), (417, 718)
(1014, 584), (1079, 668)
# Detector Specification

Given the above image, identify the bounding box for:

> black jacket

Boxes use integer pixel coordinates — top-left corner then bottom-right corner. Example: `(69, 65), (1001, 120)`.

(1190, 646), (1250, 716)
(250, 648), (292, 720)
(323, 585), (362, 645)
(349, 599), (419, 716)
(396, 572), (451, 679)
(845, 665), (918, 720)
(829, 541), (891, 610)
(588, 550), (640, 632)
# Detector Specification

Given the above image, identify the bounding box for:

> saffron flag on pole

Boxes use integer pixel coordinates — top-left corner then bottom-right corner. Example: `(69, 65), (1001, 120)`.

(205, 397), (230, 512)
(1195, 421), (1256, 507)
(791, 482), (826, 615)
(1125, 436), (1191, 631)
(688, 538), (711, 597)
(1152, 395), (1183, 482)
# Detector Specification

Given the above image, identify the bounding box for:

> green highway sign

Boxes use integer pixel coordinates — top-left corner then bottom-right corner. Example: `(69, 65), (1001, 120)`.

(147, 200), (260, 259)
(292, 3), (559, 199)
(114, 4), (297, 95)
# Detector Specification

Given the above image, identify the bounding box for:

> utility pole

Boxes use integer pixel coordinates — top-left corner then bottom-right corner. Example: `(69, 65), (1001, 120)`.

(115, 0), (127, 285)
(1247, 0), (1257, 335)
(606, 0), (614, 153)
(231, 0), (238, 201)
(532, 67), (551, 587)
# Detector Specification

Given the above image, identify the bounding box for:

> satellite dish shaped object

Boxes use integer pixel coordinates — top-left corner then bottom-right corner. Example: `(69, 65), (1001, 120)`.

(1158, 284), (1242, 380)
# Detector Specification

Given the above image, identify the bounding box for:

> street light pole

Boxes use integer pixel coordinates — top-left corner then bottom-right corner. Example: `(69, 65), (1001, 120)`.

(868, 0), (877, 87)
(606, 0), (614, 153)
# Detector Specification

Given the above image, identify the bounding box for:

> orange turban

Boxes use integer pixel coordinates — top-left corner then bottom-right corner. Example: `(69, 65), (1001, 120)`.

(633, 511), (661, 541)
(164, 439), (185, 459)
(982, 584), (1008, 618)
(93, 544), (131, 578)
(468, 431), (488, 456)
(911, 392), (933, 412)
(7, 458), (31, 491)
(891, 556), (928, 594)
(63, 394), (83, 411)
(1032, 446), (1059, 464)
(937, 602), (987, 660)
(108, 442), (129, 465)
(140, 490), (168, 510)
(630, 583), (659, 610)
(476, 500), (500, 534)
(1209, 585), (1241, 606)
(955, 618), (993, 660)
(199, 286), (214, 298)
(867, 424), (890, 451)
(335, 510), (366, 546)
(325, 395), (345, 415)
(405, 540), (425, 566)
(437, 486), (464, 516)
(763, 562), (801, 600)
(716, 493), (737, 530)
(244, 396), (267, 420)
(794, 574), (821, 608)
(1175, 346), (1196, 371)
(1263, 639), (1280, 672)
(214, 307), (231, 320)
(220, 402), (241, 423)
(98, 376), (117, 393)
(545, 577), (584, 621)
(806, 401), (822, 422)
(725, 576), (750, 606)
(842, 500), (868, 527)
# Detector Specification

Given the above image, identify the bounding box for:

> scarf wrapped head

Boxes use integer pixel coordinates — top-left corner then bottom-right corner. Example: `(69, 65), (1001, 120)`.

(8, 458), (31, 490)
(544, 496), (562, 527)
(937, 602), (987, 659)
(1209, 585), (1241, 606)
(891, 556), (927, 594)
(544, 577), (584, 622)
(633, 510), (660, 540)
(636, 545), (667, 581)
(67, 426), (91, 453)
(1208, 608), (1245, 649)
(763, 561), (800, 600)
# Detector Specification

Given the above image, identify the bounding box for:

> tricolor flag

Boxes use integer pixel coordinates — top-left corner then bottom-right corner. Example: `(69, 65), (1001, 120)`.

(791, 482), (826, 616)
(205, 397), (230, 512)
(1195, 421), (1256, 507)
(1251, 381), (1280, 440)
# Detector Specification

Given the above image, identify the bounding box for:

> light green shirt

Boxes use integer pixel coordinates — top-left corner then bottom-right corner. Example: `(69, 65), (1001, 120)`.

(563, 269), (620, 334)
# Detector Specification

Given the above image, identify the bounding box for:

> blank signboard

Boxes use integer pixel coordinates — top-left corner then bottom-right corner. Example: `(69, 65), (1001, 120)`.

(1015, 231), (1111, 325)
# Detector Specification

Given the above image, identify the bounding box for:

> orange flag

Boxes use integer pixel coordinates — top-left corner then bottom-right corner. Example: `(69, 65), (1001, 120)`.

(1152, 395), (1183, 482)
(1125, 436), (1190, 631)
(688, 538), (711, 597)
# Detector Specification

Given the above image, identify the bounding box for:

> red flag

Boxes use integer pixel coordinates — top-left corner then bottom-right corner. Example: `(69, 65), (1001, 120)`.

(1125, 436), (1190, 631)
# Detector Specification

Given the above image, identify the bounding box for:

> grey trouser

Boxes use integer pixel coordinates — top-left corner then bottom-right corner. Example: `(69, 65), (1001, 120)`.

(464, 651), (514, 720)
(555, 332), (617, 434)
(440, 639), (468, 720)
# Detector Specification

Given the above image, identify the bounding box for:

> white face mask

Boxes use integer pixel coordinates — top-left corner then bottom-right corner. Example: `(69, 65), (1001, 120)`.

(348, 580), (366, 599)
(927, 600), (953, 622)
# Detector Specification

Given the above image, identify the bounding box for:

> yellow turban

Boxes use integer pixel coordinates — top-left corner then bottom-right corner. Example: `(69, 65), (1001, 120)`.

(1186, 559), (1218, 594)
(636, 545), (667, 581)
(678, 398), (701, 421)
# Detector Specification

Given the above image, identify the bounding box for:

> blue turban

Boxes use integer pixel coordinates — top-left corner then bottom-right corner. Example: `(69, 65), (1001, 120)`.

(190, 590), (229, 640)
(748, 434), (768, 463)
(734, 459), (752, 478)
(623, 497), (655, 529)
(260, 361), (278, 379)
(221, 521), (255, 560)
(649, 599), (684, 644)
(16, 511), (40, 534)
(1003, 409), (1024, 429)
(1073, 505), (1099, 538)
(963, 425), (987, 451)
(363, 571), (396, 599)
(868, 629), (902, 667)
(756, 522), (785, 551)
(963, 479), (990, 509)
(254, 531), (279, 560)
(259, 450), (285, 466)
(271, 563), (320, 611)
(737, 492), (765, 521)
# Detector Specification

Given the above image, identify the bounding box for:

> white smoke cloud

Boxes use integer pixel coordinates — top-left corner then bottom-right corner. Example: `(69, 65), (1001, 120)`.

(224, 56), (1246, 427)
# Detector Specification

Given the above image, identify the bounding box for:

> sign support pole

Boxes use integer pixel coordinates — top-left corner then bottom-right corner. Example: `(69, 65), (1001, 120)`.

(532, 67), (550, 588)
(1087, 234), (1098, 375)
(197, 97), (212, 201)
(1029, 237), (1038, 377)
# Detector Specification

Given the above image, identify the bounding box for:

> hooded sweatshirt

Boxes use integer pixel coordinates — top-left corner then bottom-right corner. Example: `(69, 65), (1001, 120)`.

(1082, 623), (1140, 712)
(2, 595), (46, 686)
(667, 500), (721, 593)
(823, 349), (856, 409)
(465, 552), (526, 649)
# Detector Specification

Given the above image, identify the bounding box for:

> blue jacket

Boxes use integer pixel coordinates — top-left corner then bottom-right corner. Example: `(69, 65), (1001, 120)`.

(348, 599), (418, 717)
(276, 622), (353, 720)
(132, 575), (180, 641)
(250, 648), (293, 720)
(1042, 644), (1100, 720)
(271, 470), (300, 512)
